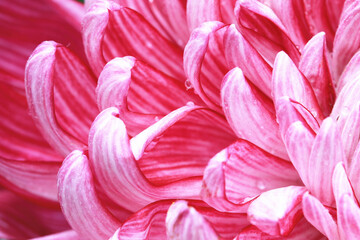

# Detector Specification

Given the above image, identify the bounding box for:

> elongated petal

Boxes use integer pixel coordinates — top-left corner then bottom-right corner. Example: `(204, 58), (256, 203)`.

(337, 194), (360, 240)
(284, 122), (315, 189)
(269, 0), (311, 48)
(248, 186), (307, 236)
(0, 0), (84, 89)
(345, 146), (360, 203)
(299, 32), (335, 116)
(332, 162), (355, 205)
(307, 118), (345, 206)
(235, 0), (300, 65)
(223, 24), (272, 97)
(336, 51), (360, 92)
(30, 230), (81, 240)
(58, 150), (121, 240)
(25, 41), (97, 156)
(83, 0), (184, 78)
(89, 106), (234, 211)
(302, 193), (339, 240)
(183, 21), (228, 110)
(97, 57), (202, 135)
(186, 0), (221, 31)
(333, 0), (360, 79)
(272, 51), (323, 122)
(222, 67), (287, 159)
(202, 139), (301, 212)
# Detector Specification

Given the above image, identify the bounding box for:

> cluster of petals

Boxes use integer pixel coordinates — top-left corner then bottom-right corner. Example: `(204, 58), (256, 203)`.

(1, 0), (360, 239)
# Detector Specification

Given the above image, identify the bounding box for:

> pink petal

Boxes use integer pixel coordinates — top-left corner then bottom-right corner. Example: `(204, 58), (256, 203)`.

(247, 186), (307, 236)
(337, 103), (360, 167)
(83, 0), (184, 78)
(25, 41), (98, 156)
(89, 106), (234, 211)
(223, 24), (272, 97)
(275, 97), (320, 139)
(201, 139), (301, 212)
(166, 200), (219, 240)
(345, 145), (360, 202)
(333, 0), (360, 79)
(272, 51), (324, 123)
(307, 118), (345, 206)
(337, 194), (360, 240)
(183, 21), (228, 110)
(220, 0), (237, 24)
(97, 56), (202, 135)
(332, 162), (356, 205)
(269, 0), (312, 48)
(58, 150), (121, 239)
(0, 0), (84, 89)
(299, 32), (335, 116)
(186, 0), (221, 31)
(283, 121), (315, 190)
(235, 0), (300, 65)
(30, 230), (81, 240)
(302, 192), (339, 240)
(0, 190), (69, 239)
(222, 67), (287, 159)
(326, 0), (345, 33)
(48, 0), (85, 32)
(234, 225), (282, 240)
(336, 51), (360, 92)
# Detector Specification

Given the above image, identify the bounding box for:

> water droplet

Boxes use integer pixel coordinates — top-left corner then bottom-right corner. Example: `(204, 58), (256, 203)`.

(145, 41), (153, 48)
(154, 116), (160, 121)
(311, 111), (318, 118)
(149, 0), (154, 3)
(185, 79), (193, 90)
(256, 180), (266, 191)
(186, 101), (195, 107)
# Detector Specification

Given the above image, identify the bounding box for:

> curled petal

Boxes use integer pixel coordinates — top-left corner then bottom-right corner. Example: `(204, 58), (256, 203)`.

(223, 24), (272, 97)
(307, 118), (345, 206)
(97, 56), (201, 135)
(333, 0), (360, 79)
(222, 67), (287, 159)
(235, 0), (300, 65)
(248, 186), (307, 236)
(89, 106), (234, 211)
(299, 32), (335, 116)
(83, 0), (184, 78)
(201, 140), (301, 212)
(302, 192), (339, 240)
(184, 21), (228, 110)
(272, 51), (323, 123)
(25, 41), (97, 156)
(58, 150), (121, 240)
(337, 194), (360, 240)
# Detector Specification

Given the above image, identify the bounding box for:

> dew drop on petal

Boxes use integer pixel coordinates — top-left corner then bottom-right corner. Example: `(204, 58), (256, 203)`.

(311, 110), (318, 118)
(154, 116), (160, 121)
(185, 79), (193, 90)
(186, 101), (195, 107)
(256, 180), (266, 191)
(145, 41), (153, 48)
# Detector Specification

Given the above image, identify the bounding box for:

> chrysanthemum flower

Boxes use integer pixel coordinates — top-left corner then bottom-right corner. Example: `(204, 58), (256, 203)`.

(1, 0), (360, 239)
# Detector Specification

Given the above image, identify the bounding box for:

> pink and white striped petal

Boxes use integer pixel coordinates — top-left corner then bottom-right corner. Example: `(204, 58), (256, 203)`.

(299, 32), (335, 116)
(25, 41), (97, 156)
(235, 0), (300, 65)
(247, 186), (307, 236)
(183, 21), (228, 110)
(186, 0), (221, 32)
(89, 106), (234, 211)
(201, 139), (301, 213)
(222, 67), (287, 159)
(302, 192), (340, 240)
(58, 150), (121, 240)
(83, 0), (184, 78)
(272, 51), (324, 123)
(223, 24), (272, 97)
(307, 118), (345, 206)
(269, 0), (312, 49)
(337, 194), (360, 240)
(336, 51), (360, 92)
(97, 56), (202, 135)
(332, 0), (360, 79)
(283, 121), (315, 189)
(332, 162), (355, 205)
